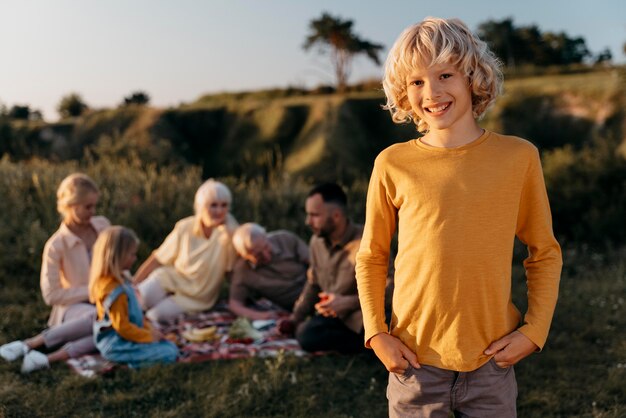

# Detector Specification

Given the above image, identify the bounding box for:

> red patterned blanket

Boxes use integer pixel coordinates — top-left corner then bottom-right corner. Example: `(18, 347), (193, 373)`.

(67, 306), (306, 378)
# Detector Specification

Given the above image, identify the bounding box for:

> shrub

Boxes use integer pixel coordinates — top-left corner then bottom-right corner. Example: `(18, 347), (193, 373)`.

(0, 156), (370, 284)
(57, 93), (88, 119)
(543, 137), (626, 246)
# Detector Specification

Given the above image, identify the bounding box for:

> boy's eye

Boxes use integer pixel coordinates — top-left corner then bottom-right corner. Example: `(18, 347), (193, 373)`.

(409, 80), (423, 86)
(441, 73), (452, 79)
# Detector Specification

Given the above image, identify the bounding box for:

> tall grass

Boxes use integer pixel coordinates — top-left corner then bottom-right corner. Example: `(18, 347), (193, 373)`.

(0, 156), (624, 417)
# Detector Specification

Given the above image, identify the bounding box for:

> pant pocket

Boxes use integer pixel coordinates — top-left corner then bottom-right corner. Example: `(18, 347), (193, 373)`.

(489, 357), (511, 372)
(394, 364), (414, 381)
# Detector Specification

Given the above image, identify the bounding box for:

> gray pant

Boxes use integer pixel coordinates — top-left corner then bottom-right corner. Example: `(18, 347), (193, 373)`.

(387, 358), (517, 418)
(42, 303), (96, 358)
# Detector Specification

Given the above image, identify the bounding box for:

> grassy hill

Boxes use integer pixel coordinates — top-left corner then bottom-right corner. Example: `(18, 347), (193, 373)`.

(4, 67), (622, 244)
(3, 67), (623, 183)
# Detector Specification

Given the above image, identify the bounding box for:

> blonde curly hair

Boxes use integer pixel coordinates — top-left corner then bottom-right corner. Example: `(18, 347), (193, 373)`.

(382, 17), (503, 133)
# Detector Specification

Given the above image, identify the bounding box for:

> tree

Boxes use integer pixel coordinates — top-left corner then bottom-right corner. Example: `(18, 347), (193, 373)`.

(477, 18), (518, 67)
(57, 93), (88, 118)
(594, 48), (612, 64)
(478, 18), (591, 67)
(29, 110), (43, 121)
(8, 105), (31, 120)
(543, 32), (589, 65)
(303, 12), (383, 92)
(122, 91), (150, 106)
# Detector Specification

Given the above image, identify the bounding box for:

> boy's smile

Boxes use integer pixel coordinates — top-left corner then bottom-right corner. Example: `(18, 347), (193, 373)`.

(426, 103), (450, 114)
(406, 63), (479, 145)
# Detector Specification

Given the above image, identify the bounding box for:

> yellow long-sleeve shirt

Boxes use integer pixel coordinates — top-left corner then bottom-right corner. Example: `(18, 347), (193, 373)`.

(356, 131), (562, 372)
(93, 276), (154, 344)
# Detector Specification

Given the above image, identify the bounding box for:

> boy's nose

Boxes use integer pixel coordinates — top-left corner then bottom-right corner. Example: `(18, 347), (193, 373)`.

(424, 81), (442, 100)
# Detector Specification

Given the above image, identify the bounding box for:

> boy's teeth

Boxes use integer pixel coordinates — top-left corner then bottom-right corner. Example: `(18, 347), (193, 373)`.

(428, 104), (449, 112)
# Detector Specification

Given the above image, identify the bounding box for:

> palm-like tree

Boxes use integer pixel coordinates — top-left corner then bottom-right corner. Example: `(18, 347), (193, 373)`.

(304, 13), (383, 92)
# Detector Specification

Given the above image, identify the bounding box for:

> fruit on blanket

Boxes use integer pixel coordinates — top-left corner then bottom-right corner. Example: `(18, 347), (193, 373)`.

(181, 331), (203, 342)
(228, 317), (263, 340)
(193, 326), (218, 339)
(182, 326), (218, 342)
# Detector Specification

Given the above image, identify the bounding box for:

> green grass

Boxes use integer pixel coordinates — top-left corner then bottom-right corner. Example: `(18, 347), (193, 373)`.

(1, 251), (624, 417)
(505, 69), (619, 98)
(0, 352), (390, 418)
(0, 157), (624, 417)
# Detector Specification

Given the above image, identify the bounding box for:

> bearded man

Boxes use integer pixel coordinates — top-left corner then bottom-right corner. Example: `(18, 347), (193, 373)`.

(283, 183), (365, 353)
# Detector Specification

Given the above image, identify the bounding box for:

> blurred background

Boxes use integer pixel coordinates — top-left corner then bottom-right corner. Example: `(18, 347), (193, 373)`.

(0, 0), (623, 120)
(0, 1), (624, 417)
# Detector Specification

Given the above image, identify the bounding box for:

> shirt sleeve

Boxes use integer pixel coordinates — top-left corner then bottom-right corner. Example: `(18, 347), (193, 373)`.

(229, 261), (251, 304)
(515, 147), (563, 349)
(219, 215), (239, 273)
(153, 223), (181, 266)
(223, 242), (237, 273)
(292, 253), (321, 322)
(356, 162), (398, 346)
(40, 240), (88, 306)
(108, 293), (153, 343)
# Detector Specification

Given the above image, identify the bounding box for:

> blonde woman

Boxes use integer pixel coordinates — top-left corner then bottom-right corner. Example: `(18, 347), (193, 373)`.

(133, 179), (238, 323)
(0, 173), (110, 372)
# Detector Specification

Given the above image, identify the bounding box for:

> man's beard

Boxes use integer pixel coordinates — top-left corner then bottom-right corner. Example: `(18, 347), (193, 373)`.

(316, 217), (336, 238)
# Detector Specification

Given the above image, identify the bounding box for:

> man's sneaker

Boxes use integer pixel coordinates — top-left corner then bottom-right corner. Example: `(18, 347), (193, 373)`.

(0, 341), (29, 362)
(21, 350), (49, 373)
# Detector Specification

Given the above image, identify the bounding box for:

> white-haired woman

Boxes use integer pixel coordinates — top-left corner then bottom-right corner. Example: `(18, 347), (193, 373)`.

(133, 179), (238, 323)
(0, 173), (111, 372)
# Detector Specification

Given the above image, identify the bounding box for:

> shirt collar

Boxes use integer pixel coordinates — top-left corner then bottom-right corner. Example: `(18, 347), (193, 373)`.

(59, 218), (98, 248)
(193, 213), (235, 238)
(323, 219), (357, 250)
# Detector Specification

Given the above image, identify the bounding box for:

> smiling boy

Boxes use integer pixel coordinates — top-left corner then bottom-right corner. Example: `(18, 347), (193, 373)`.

(355, 17), (562, 417)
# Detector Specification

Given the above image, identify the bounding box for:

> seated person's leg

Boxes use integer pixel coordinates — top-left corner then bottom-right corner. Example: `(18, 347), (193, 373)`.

(61, 334), (97, 359)
(296, 315), (364, 354)
(2, 306), (97, 365)
(126, 341), (179, 368)
(145, 296), (185, 324)
(63, 303), (95, 320)
(42, 307), (95, 349)
(137, 274), (169, 310)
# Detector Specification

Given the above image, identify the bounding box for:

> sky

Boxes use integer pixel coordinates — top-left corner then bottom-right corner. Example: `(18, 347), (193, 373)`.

(1, 0), (624, 121)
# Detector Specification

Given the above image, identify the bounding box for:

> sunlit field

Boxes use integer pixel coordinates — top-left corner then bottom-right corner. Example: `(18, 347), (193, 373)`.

(0, 156), (624, 417)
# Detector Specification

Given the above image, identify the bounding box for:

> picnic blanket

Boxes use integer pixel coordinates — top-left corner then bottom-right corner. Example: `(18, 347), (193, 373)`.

(67, 303), (307, 378)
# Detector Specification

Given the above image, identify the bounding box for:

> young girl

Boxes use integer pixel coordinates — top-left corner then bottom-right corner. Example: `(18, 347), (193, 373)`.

(89, 226), (178, 368)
